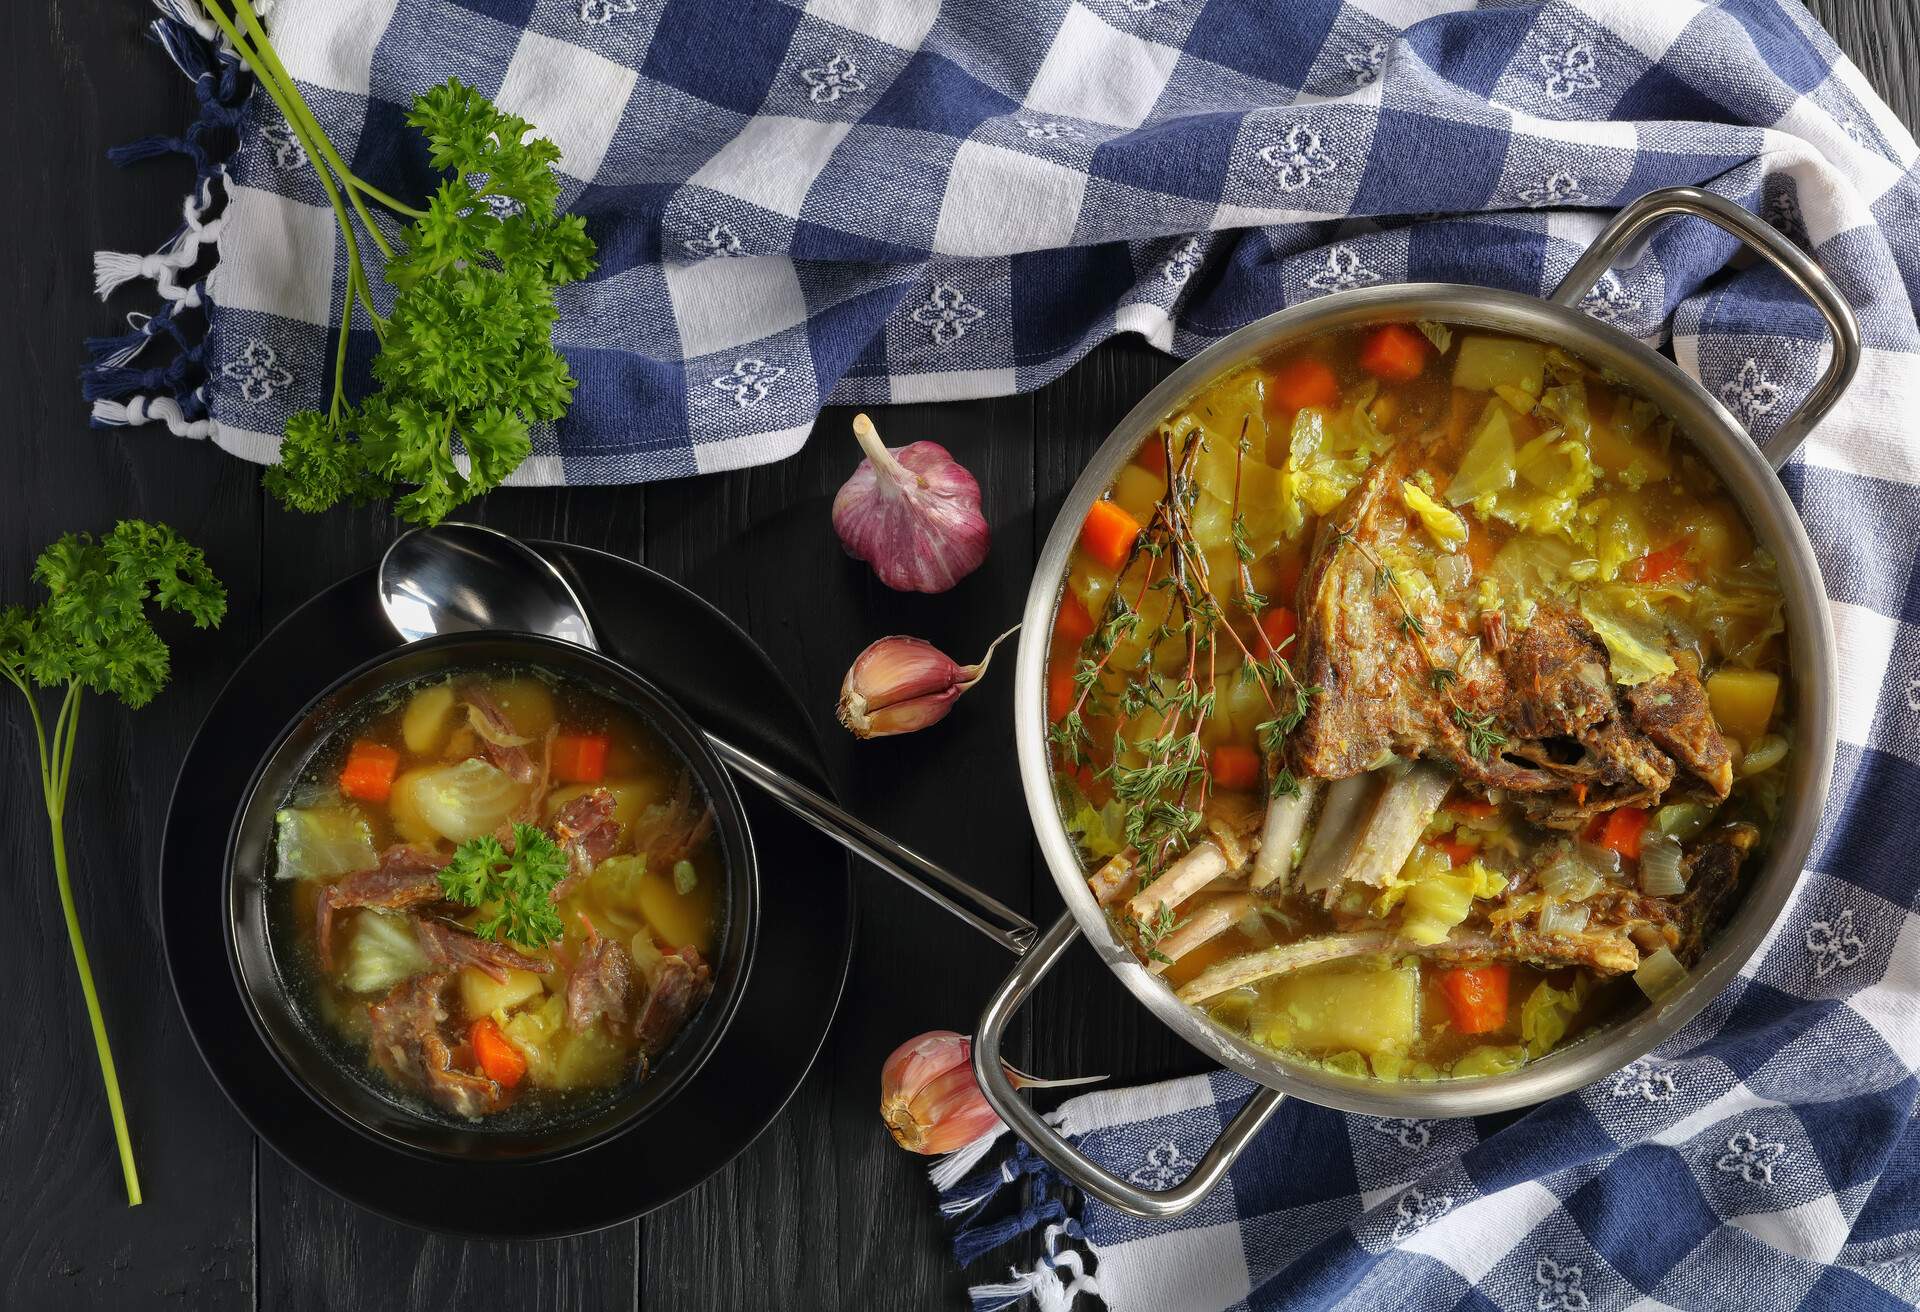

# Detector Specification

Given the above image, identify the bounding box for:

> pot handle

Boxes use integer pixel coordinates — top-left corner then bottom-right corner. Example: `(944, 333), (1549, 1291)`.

(971, 911), (1287, 1219)
(1548, 185), (1860, 471)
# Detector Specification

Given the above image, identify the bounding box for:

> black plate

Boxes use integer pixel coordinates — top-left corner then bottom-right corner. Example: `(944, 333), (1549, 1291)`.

(161, 544), (855, 1237)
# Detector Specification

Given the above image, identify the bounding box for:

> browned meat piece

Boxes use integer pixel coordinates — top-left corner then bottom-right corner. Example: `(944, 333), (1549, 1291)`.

(1438, 925), (1642, 976)
(1289, 463), (1556, 793)
(1672, 824), (1759, 964)
(634, 945), (712, 1058)
(1501, 611), (1613, 740)
(367, 973), (507, 1118)
(547, 787), (623, 900)
(462, 686), (535, 784)
(1497, 606), (1678, 828)
(566, 922), (634, 1032)
(413, 916), (552, 983)
(315, 846), (451, 971)
(1626, 670), (1734, 799)
(636, 773), (714, 868)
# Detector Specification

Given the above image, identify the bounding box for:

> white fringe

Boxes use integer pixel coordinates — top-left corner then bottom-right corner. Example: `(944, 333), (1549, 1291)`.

(969, 1224), (1103, 1312)
(931, 1124), (1012, 1194)
(93, 176), (225, 302)
(92, 394), (214, 439)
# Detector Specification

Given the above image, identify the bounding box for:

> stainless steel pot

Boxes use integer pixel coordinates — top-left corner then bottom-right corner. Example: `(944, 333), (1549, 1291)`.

(972, 187), (1860, 1218)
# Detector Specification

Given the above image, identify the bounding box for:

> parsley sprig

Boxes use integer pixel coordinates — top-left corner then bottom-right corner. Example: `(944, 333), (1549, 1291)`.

(2, 521), (227, 1206)
(438, 822), (570, 950)
(201, 1), (596, 524)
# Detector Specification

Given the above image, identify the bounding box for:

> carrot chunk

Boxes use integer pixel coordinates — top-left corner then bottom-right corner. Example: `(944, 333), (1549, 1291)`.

(1358, 323), (1429, 382)
(1208, 744), (1261, 792)
(552, 732), (610, 784)
(1433, 835), (1479, 867)
(338, 739), (399, 803)
(1258, 606), (1299, 660)
(1627, 538), (1695, 584)
(1435, 963), (1509, 1035)
(469, 1017), (527, 1088)
(1444, 795), (1499, 821)
(1584, 806), (1651, 860)
(1053, 594), (1096, 652)
(1266, 357), (1341, 412)
(1135, 438), (1168, 476)
(1080, 499), (1142, 574)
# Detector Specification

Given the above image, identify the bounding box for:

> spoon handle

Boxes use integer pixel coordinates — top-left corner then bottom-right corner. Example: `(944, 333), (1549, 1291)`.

(704, 733), (1039, 956)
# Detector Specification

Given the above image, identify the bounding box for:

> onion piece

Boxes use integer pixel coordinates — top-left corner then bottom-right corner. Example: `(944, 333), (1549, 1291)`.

(1537, 900), (1591, 935)
(1638, 834), (1686, 896)
(1633, 946), (1688, 1001)
(1538, 850), (1603, 902)
(466, 702), (533, 748)
(1739, 733), (1789, 777)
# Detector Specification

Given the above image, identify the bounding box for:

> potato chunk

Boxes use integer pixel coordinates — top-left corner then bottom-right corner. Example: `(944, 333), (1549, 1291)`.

(1251, 963), (1417, 1057)
(1706, 668), (1779, 743)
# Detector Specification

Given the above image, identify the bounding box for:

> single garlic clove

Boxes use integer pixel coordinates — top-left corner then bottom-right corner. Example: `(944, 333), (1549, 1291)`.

(832, 413), (990, 594)
(837, 629), (1016, 739)
(880, 1030), (1104, 1156)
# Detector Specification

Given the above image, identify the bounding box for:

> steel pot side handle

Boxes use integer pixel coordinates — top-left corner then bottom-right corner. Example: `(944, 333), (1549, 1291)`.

(972, 912), (1287, 1219)
(1549, 185), (1861, 472)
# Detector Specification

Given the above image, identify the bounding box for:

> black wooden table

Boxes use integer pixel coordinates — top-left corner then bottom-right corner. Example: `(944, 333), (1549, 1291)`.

(3, 4), (1913, 1308)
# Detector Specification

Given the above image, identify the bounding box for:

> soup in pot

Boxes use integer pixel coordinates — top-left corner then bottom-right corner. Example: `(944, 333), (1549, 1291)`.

(1049, 321), (1790, 1081)
(269, 667), (722, 1120)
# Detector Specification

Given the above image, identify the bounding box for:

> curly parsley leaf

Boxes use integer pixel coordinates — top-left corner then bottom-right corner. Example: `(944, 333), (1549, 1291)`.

(249, 70), (597, 525)
(1, 519), (225, 1205)
(438, 822), (570, 950)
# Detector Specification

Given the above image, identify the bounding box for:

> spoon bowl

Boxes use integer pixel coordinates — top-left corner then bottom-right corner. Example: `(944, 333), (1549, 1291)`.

(379, 522), (598, 649)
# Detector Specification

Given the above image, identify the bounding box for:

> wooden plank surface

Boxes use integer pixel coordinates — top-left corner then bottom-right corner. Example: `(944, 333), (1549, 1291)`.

(0, 2), (1910, 1309)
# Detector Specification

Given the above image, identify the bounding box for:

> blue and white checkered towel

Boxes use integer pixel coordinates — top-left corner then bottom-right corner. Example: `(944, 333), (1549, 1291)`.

(97, 2), (1920, 1308)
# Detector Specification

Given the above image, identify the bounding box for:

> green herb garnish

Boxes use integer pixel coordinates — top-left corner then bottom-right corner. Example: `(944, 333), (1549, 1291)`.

(199, 2), (596, 525)
(2, 521), (227, 1206)
(438, 822), (570, 949)
(1453, 707), (1509, 761)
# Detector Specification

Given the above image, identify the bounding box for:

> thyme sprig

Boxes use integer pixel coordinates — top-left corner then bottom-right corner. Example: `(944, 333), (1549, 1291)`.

(1054, 414), (1324, 957)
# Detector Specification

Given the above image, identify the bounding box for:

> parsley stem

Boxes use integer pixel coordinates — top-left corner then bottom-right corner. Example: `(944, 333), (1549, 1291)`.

(225, 0), (412, 252)
(36, 683), (140, 1205)
(200, 1), (386, 312)
(330, 277), (355, 421)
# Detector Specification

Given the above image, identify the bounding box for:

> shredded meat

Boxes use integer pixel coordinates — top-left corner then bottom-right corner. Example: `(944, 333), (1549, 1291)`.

(315, 846), (450, 971)
(566, 921), (634, 1032)
(547, 787), (623, 900)
(636, 774), (714, 868)
(413, 916), (552, 983)
(462, 686), (535, 784)
(634, 945), (712, 1059)
(366, 973), (507, 1118)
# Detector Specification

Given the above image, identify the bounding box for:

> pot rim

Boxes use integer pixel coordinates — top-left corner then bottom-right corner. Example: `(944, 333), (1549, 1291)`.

(222, 629), (760, 1161)
(1014, 281), (1837, 1118)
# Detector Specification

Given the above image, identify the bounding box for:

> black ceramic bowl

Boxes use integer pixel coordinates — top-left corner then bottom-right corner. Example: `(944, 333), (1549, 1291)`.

(223, 632), (759, 1162)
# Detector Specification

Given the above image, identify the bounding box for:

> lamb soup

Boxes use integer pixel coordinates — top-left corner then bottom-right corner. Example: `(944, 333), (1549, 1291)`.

(1049, 321), (1790, 1082)
(269, 668), (723, 1123)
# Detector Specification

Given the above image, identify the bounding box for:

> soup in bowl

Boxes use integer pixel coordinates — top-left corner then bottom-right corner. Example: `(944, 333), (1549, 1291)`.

(227, 634), (756, 1159)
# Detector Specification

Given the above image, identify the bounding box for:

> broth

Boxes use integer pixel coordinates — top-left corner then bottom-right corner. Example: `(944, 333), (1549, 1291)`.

(1049, 322), (1789, 1082)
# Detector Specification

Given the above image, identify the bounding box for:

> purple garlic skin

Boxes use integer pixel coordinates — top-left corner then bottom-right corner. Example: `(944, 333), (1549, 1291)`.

(832, 413), (989, 593)
(836, 629), (1015, 739)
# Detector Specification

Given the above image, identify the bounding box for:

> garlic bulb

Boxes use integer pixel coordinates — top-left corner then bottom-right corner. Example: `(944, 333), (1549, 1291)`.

(880, 1030), (1102, 1156)
(832, 413), (989, 593)
(837, 629), (1014, 739)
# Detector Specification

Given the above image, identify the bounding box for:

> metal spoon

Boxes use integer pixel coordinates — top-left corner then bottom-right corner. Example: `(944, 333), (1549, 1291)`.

(378, 522), (1038, 954)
